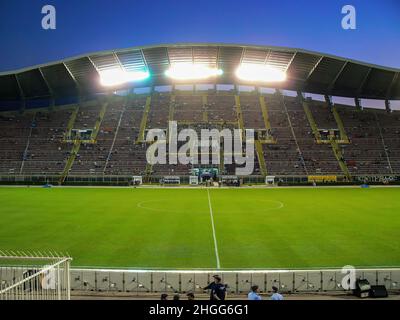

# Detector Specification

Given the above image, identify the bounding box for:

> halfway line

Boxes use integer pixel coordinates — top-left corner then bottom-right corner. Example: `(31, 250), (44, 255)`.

(207, 188), (221, 269)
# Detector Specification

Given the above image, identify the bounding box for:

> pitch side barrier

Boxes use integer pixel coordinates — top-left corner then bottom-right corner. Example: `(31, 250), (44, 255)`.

(64, 267), (400, 295)
(0, 174), (399, 186)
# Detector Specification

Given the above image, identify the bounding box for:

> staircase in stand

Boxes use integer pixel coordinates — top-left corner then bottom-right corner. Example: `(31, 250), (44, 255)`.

(330, 139), (352, 181)
(302, 100), (322, 142)
(258, 95), (276, 144)
(60, 100), (109, 184)
(103, 107), (125, 174)
(374, 112), (393, 174)
(64, 106), (79, 140)
(280, 93), (308, 175)
(169, 94), (175, 123)
(19, 113), (36, 174)
(301, 96), (351, 179)
(143, 139), (162, 183)
(59, 141), (81, 185)
(202, 94), (208, 122)
(90, 102), (108, 142)
(331, 106), (350, 143)
(255, 139), (267, 176)
(143, 163), (153, 183)
(259, 95), (272, 131)
(234, 95), (245, 139)
(136, 96), (152, 144)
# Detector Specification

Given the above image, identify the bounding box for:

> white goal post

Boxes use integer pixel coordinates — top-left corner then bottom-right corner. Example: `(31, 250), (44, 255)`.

(132, 176), (143, 185)
(0, 251), (72, 300)
(189, 176), (199, 185)
(265, 176), (276, 186)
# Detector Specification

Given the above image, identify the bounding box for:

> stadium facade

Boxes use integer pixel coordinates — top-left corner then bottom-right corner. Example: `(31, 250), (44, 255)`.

(0, 43), (399, 186)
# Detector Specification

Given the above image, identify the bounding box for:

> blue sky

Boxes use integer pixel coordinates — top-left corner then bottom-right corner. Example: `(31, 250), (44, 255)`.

(0, 0), (399, 72)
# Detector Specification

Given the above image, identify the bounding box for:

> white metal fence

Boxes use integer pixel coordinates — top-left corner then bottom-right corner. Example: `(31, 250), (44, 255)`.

(0, 251), (72, 300)
(68, 267), (400, 294)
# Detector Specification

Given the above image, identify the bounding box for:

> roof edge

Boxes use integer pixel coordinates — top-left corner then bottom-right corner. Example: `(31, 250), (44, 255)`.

(1, 42), (399, 76)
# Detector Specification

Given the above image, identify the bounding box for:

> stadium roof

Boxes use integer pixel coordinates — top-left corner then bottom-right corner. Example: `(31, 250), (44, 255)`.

(1, 43), (399, 105)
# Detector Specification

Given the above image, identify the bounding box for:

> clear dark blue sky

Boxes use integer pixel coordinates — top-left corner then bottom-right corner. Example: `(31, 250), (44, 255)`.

(0, 0), (399, 72)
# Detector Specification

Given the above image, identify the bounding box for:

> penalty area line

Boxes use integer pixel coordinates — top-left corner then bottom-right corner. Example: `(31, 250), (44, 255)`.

(207, 188), (221, 270)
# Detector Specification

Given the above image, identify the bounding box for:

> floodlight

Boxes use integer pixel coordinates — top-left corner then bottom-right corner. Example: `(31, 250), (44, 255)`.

(100, 68), (150, 86)
(236, 63), (286, 82)
(165, 64), (223, 80)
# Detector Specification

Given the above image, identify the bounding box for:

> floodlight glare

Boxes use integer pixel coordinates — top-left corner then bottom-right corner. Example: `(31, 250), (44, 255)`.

(165, 64), (223, 80)
(236, 63), (286, 82)
(100, 69), (150, 87)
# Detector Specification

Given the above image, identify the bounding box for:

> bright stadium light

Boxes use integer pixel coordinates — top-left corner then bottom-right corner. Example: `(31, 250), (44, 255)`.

(100, 68), (150, 87)
(236, 63), (286, 83)
(165, 64), (223, 80)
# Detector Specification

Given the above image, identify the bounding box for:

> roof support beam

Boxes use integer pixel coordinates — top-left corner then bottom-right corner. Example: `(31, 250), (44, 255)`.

(63, 62), (81, 100)
(14, 74), (25, 98)
(139, 49), (153, 88)
(296, 90), (304, 103)
(215, 46), (221, 70)
(305, 56), (324, 81)
(325, 94), (333, 108)
(301, 55), (324, 91)
(38, 68), (55, 106)
(164, 47), (171, 67)
(327, 61), (348, 93)
(354, 97), (362, 110)
(386, 72), (399, 100)
(356, 67), (372, 97)
(239, 47), (246, 65)
(87, 56), (101, 77)
(14, 74), (26, 112)
(263, 49), (271, 65)
(385, 100), (391, 113)
(140, 49), (149, 70)
(88, 56), (116, 95)
(285, 51), (297, 72)
(113, 52), (124, 70)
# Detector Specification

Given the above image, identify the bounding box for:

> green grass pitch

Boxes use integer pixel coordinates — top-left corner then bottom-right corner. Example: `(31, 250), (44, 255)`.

(0, 186), (399, 269)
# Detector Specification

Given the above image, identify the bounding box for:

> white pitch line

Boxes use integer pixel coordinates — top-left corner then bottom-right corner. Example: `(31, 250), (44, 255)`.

(207, 188), (221, 269)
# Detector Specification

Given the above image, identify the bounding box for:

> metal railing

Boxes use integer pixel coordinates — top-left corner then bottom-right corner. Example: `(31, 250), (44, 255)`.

(68, 267), (400, 294)
(0, 173), (399, 186)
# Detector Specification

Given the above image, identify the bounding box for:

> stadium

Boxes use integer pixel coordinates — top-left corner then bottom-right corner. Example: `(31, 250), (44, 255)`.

(1, 42), (400, 300)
